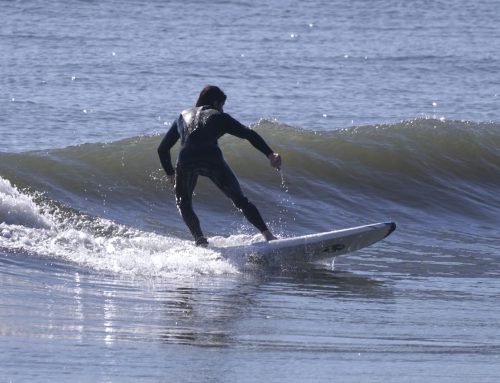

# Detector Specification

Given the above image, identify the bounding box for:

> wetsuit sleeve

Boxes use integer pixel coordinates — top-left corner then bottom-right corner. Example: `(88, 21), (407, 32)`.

(222, 114), (274, 157)
(157, 121), (180, 176)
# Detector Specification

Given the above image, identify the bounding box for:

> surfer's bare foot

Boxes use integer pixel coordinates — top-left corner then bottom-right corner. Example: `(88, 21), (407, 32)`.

(262, 230), (277, 241)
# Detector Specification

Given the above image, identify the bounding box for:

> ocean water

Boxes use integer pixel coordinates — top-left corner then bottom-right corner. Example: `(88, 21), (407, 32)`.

(1, 0), (500, 382)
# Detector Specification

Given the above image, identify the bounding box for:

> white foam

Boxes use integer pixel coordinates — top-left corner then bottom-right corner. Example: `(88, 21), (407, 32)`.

(0, 177), (53, 229)
(1, 218), (241, 278)
(0, 176), (241, 278)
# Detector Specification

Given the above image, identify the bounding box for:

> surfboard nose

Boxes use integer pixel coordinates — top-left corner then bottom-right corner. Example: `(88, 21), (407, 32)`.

(386, 222), (397, 237)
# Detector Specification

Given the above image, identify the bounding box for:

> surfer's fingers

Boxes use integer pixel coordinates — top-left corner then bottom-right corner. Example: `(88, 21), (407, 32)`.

(269, 153), (282, 169)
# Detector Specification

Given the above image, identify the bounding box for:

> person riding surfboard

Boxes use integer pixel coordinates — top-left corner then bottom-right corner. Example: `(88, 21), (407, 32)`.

(158, 85), (282, 247)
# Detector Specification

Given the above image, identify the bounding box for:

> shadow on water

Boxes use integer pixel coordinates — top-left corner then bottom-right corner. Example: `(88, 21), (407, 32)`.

(155, 265), (394, 348)
(254, 263), (394, 300)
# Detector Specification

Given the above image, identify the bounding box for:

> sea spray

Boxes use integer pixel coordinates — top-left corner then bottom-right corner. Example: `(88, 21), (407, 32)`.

(274, 168), (297, 236)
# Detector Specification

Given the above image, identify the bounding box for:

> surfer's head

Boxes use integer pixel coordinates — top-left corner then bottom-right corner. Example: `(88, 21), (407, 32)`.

(196, 85), (226, 111)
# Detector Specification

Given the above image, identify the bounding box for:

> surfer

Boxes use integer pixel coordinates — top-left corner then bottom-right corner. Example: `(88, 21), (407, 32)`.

(158, 85), (282, 247)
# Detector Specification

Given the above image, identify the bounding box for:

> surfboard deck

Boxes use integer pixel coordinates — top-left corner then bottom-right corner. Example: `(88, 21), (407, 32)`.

(224, 222), (396, 266)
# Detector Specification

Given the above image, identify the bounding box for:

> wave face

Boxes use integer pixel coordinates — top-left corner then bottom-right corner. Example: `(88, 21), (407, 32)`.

(2, 118), (499, 221)
(1, 118), (499, 275)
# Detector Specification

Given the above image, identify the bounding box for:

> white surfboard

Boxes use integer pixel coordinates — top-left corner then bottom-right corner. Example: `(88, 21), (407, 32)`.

(224, 222), (396, 266)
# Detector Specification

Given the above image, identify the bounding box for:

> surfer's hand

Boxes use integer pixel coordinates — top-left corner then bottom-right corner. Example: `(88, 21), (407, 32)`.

(268, 153), (282, 170)
(167, 174), (175, 187)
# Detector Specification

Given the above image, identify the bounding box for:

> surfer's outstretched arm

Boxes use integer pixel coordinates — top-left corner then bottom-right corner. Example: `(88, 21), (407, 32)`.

(221, 114), (282, 170)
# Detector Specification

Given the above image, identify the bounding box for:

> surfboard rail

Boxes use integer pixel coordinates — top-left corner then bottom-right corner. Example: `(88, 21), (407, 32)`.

(243, 222), (396, 265)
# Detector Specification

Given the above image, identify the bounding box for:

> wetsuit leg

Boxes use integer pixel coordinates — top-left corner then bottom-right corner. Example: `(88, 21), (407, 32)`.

(175, 166), (205, 241)
(207, 163), (269, 233)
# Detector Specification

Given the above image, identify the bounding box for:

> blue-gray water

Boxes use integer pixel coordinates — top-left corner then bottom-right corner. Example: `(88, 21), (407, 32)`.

(1, 0), (500, 382)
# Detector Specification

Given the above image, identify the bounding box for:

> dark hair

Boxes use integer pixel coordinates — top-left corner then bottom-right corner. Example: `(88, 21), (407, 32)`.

(195, 85), (227, 107)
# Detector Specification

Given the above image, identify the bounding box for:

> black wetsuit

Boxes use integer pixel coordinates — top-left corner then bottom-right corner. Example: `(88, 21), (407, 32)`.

(158, 105), (274, 243)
